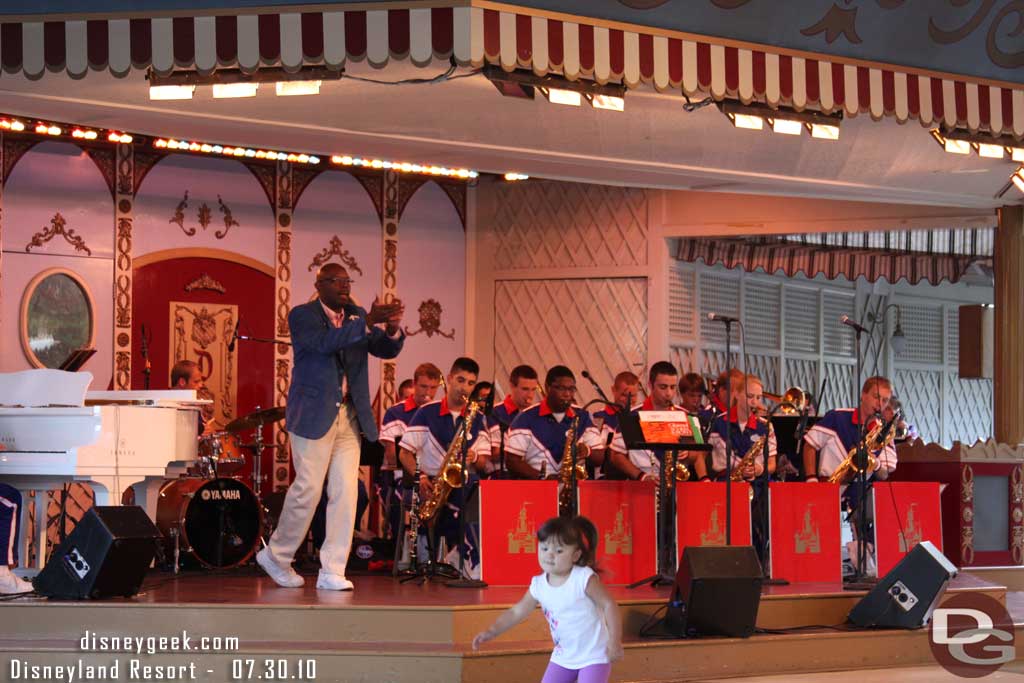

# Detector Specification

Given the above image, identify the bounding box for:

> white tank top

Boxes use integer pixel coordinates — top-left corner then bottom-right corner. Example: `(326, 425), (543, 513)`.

(529, 565), (610, 669)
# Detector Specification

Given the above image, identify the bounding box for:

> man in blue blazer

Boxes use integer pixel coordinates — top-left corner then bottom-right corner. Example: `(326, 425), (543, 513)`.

(257, 263), (404, 591)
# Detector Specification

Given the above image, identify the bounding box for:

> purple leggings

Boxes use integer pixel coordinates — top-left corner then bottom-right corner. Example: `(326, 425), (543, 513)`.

(541, 661), (611, 683)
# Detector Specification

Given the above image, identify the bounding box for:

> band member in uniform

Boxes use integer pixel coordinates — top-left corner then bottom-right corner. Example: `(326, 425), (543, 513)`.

(256, 263), (404, 591)
(0, 477), (32, 594)
(700, 369), (743, 427)
(801, 376), (896, 484)
(505, 366), (603, 480)
(378, 363), (442, 536)
(484, 365), (539, 478)
(398, 357), (489, 568)
(708, 373), (776, 481)
(592, 372), (639, 479)
(608, 362), (709, 482)
(678, 373), (706, 415)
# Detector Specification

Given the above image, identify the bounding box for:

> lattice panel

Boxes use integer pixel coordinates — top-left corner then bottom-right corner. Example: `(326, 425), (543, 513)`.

(494, 278), (647, 407)
(785, 358), (819, 396)
(822, 292), (856, 357)
(899, 303), (944, 364)
(492, 181), (648, 270)
(671, 346), (697, 376)
(699, 348), (743, 378)
(743, 281), (781, 350)
(669, 265), (697, 340)
(746, 354), (780, 389)
(946, 306), (960, 368)
(821, 362), (855, 412)
(700, 273), (741, 345)
(783, 287), (819, 354)
(945, 373), (993, 447)
(895, 369), (943, 444)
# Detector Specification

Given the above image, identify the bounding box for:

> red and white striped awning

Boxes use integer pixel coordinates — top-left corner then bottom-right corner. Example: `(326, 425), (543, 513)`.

(3, 5), (1022, 138)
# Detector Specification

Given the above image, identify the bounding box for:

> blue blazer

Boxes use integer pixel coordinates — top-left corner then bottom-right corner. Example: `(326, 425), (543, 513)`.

(286, 300), (404, 441)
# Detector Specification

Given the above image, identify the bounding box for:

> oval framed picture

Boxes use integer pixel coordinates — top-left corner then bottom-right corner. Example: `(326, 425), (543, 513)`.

(20, 268), (96, 369)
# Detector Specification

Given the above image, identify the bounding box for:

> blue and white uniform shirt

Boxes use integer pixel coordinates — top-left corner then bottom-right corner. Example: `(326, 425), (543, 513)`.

(803, 408), (896, 479)
(400, 397), (489, 477)
(506, 402), (603, 474)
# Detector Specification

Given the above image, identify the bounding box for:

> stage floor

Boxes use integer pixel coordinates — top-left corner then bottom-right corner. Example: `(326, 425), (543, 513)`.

(2, 567), (1021, 683)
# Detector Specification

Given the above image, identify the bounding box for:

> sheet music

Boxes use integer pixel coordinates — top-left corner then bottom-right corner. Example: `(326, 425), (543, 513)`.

(0, 369), (92, 407)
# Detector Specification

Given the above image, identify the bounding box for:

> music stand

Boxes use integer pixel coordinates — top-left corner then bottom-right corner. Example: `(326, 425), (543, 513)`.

(769, 416), (821, 481)
(619, 410), (712, 588)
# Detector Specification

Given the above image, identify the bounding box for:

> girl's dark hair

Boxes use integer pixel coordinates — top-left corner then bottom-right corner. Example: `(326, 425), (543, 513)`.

(537, 515), (599, 569)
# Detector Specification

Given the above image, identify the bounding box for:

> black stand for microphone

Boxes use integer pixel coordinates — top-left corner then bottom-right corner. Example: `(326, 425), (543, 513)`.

(720, 318), (736, 546)
(140, 324), (151, 390)
(844, 322), (876, 590)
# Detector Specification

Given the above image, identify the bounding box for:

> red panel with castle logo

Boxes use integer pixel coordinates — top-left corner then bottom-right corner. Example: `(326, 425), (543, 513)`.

(769, 483), (842, 583)
(479, 480), (559, 585)
(873, 482), (943, 576)
(676, 483), (752, 552)
(577, 481), (657, 585)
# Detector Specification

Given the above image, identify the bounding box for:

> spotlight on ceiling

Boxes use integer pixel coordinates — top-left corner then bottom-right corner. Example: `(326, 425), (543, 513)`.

(149, 85), (195, 101)
(484, 65), (626, 111)
(717, 101), (842, 139)
(931, 128), (1024, 162)
(1012, 166), (1024, 194)
(148, 66), (342, 99)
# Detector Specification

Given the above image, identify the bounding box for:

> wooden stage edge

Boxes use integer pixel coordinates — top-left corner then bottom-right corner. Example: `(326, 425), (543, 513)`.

(1, 569), (1022, 683)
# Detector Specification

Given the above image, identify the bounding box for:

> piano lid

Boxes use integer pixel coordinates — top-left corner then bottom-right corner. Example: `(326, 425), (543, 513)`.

(86, 390), (211, 408)
(0, 369), (92, 407)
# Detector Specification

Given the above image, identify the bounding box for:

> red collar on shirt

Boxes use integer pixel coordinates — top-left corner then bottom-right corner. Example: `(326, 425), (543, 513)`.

(402, 396), (417, 412)
(727, 407), (760, 430)
(604, 404), (618, 416)
(502, 395), (518, 415)
(539, 399), (575, 419)
(710, 394), (726, 413)
(438, 396), (468, 417)
(641, 396), (681, 412)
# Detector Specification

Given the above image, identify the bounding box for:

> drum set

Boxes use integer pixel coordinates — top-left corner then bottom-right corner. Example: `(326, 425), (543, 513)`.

(156, 406), (284, 572)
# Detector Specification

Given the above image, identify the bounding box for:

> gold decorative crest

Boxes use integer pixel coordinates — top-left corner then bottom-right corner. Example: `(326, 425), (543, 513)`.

(700, 504), (726, 546)
(184, 273), (227, 294)
(507, 503), (536, 554)
(794, 504), (821, 554)
(404, 298), (455, 340)
(898, 503), (924, 554)
(604, 504), (633, 555)
(169, 191), (240, 239)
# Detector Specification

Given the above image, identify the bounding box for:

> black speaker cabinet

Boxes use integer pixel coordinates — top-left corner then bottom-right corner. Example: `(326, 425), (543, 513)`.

(667, 545), (764, 638)
(849, 540), (958, 628)
(33, 506), (162, 600)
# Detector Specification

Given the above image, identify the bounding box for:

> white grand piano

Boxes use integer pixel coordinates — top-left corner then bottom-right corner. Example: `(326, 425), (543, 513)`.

(0, 369), (203, 569)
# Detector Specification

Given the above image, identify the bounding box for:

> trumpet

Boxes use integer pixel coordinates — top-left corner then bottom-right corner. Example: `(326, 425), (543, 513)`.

(763, 387), (810, 415)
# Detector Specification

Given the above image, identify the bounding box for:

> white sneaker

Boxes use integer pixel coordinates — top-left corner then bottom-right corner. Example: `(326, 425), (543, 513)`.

(256, 549), (304, 588)
(0, 567), (33, 594)
(316, 573), (354, 591)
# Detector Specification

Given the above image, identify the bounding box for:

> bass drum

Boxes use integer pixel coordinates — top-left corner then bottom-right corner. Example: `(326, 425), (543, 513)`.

(157, 478), (262, 568)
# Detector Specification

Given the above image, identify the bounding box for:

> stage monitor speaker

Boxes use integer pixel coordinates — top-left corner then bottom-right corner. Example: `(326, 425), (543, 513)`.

(848, 540), (958, 629)
(33, 506), (162, 600)
(666, 545), (763, 638)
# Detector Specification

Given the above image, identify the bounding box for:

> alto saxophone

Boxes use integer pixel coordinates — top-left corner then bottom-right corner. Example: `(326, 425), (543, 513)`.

(558, 413), (586, 512)
(651, 449), (691, 510)
(418, 398), (484, 523)
(827, 410), (900, 484)
(731, 425), (769, 482)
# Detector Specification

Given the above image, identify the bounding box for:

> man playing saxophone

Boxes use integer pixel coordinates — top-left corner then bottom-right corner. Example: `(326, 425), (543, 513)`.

(708, 373), (776, 481)
(801, 376), (896, 484)
(505, 366), (603, 480)
(398, 357), (489, 570)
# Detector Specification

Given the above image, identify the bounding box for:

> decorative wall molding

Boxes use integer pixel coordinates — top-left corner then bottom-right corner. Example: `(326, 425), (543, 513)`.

(961, 438), (1024, 463)
(2, 138), (37, 184)
(404, 298), (455, 340)
(26, 212), (91, 255)
(82, 147), (116, 199)
(168, 191), (240, 239)
(113, 143), (135, 388)
(308, 235), (364, 276)
(273, 161), (293, 493)
(184, 273), (227, 294)
(379, 170), (400, 419)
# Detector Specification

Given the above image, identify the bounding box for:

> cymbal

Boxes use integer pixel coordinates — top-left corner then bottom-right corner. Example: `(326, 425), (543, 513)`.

(225, 406), (285, 433)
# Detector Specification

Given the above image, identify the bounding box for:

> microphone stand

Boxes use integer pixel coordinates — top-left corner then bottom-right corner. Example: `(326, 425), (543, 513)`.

(844, 319), (876, 589)
(140, 324), (151, 390)
(237, 333), (293, 346)
(710, 318), (736, 546)
(760, 403), (790, 586)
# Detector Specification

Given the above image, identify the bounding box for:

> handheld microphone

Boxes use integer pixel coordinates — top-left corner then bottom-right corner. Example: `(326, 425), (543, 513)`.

(227, 319), (240, 352)
(840, 315), (868, 334)
(707, 312), (740, 323)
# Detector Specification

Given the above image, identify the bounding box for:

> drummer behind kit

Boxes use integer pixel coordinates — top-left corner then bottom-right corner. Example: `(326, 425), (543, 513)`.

(156, 405), (284, 571)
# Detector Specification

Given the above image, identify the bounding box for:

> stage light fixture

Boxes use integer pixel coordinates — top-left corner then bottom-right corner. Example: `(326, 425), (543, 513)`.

(504, 172), (530, 181)
(1012, 167), (1024, 193)
(770, 118), (802, 136)
(213, 83), (259, 98)
(72, 129), (98, 140)
(588, 94), (625, 111)
(542, 87), (582, 106)
(977, 143), (1005, 159)
(728, 112), (764, 130)
(808, 123), (840, 140)
(1012, 148), (1024, 162)
(276, 80), (322, 96)
(484, 65), (626, 110)
(944, 138), (970, 154)
(330, 154), (477, 179)
(149, 85), (195, 100)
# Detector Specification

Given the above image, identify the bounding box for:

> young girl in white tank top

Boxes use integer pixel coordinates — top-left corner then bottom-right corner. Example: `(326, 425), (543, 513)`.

(473, 516), (623, 683)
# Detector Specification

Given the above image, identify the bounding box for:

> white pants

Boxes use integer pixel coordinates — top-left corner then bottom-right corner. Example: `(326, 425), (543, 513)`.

(266, 402), (361, 577)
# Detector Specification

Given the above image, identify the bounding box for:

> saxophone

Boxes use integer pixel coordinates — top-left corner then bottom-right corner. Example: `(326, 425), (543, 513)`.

(827, 410), (900, 484)
(731, 423), (769, 482)
(417, 398), (483, 523)
(651, 449), (691, 511)
(557, 413), (586, 512)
